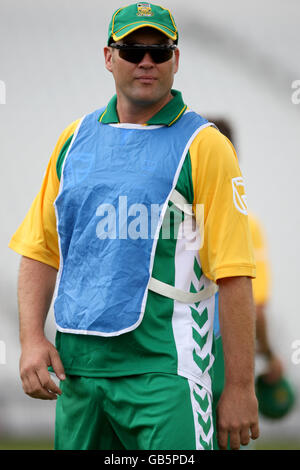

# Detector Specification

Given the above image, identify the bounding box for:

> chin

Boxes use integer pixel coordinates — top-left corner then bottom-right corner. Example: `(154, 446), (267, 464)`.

(132, 89), (165, 106)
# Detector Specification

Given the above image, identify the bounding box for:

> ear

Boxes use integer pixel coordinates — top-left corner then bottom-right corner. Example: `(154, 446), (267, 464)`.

(104, 46), (113, 72)
(173, 48), (180, 74)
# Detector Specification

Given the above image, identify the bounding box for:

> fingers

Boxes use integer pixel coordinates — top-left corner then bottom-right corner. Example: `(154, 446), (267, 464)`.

(229, 430), (241, 450)
(218, 426), (240, 450)
(21, 369), (60, 400)
(217, 428), (229, 450)
(250, 422), (260, 441)
(37, 366), (63, 396)
(20, 358), (64, 400)
(240, 426), (251, 447)
(19, 340), (66, 400)
(216, 387), (260, 450)
(218, 422), (259, 450)
(49, 349), (66, 382)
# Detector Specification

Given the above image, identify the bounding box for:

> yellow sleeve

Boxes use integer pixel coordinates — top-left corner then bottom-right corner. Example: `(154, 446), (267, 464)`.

(248, 212), (271, 305)
(9, 120), (80, 270)
(190, 126), (256, 282)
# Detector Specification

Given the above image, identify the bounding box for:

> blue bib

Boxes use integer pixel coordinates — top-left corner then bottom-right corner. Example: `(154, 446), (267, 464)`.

(54, 108), (209, 336)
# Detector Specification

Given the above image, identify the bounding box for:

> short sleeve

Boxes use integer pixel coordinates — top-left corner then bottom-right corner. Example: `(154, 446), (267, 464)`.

(189, 126), (256, 282)
(9, 120), (80, 269)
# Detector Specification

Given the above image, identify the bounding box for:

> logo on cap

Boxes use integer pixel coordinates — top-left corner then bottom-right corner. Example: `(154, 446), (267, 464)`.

(137, 3), (154, 17)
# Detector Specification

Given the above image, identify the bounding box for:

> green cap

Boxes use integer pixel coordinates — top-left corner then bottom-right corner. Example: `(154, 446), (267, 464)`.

(107, 3), (178, 45)
(255, 374), (296, 420)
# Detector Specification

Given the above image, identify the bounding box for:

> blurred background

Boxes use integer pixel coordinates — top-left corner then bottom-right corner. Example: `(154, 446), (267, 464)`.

(0, 0), (299, 449)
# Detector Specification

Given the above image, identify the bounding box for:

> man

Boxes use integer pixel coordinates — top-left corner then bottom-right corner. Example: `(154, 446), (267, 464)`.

(209, 118), (284, 450)
(9, 3), (259, 450)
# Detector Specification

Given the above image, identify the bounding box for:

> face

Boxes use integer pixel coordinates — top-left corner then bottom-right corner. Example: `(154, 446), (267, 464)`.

(104, 28), (180, 108)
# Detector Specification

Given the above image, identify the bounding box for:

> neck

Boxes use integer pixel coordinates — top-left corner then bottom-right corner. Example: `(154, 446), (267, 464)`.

(116, 92), (174, 124)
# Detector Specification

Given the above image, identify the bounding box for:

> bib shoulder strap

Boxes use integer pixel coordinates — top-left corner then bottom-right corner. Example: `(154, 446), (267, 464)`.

(149, 187), (219, 303)
(148, 277), (218, 303)
(169, 189), (194, 216)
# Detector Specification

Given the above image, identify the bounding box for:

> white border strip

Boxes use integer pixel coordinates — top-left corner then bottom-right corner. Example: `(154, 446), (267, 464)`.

(109, 123), (164, 130)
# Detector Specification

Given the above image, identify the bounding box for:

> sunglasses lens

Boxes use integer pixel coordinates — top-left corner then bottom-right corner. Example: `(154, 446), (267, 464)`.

(151, 49), (173, 63)
(119, 49), (145, 63)
(118, 48), (173, 64)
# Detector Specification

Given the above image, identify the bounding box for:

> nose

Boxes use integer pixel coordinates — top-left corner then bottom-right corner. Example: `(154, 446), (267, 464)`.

(138, 52), (155, 67)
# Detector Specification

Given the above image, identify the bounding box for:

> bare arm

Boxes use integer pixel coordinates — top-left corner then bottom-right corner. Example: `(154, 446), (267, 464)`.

(216, 276), (259, 450)
(18, 256), (65, 400)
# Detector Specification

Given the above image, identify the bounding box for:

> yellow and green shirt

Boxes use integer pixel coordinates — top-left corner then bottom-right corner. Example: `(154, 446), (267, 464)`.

(9, 90), (256, 386)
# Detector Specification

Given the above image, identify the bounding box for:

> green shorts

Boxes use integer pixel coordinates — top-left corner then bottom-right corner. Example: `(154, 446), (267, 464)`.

(55, 373), (213, 450)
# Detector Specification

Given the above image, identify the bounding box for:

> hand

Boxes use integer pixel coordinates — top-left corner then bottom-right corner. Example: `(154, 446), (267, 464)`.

(216, 383), (259, 450)
(20, 336), (65, 400)
(261, 356), (284, 384)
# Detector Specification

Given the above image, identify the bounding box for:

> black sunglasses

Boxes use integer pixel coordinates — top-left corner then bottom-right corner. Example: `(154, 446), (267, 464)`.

(110, 43), (177, 64)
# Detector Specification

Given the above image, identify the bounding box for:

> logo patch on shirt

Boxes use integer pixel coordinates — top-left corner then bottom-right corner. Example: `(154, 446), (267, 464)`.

(232, 177), (248, 215)
(137, 3), (154, 16)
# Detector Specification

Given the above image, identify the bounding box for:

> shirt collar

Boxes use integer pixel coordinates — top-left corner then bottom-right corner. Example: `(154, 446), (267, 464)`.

(99, 89), (187, 127)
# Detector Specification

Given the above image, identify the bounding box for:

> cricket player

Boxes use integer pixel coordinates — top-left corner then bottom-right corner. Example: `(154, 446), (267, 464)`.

(9, 3), (259, 450)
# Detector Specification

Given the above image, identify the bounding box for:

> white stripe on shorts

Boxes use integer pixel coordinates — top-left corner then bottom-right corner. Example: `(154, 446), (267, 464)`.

(188, 380), (213, 450)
